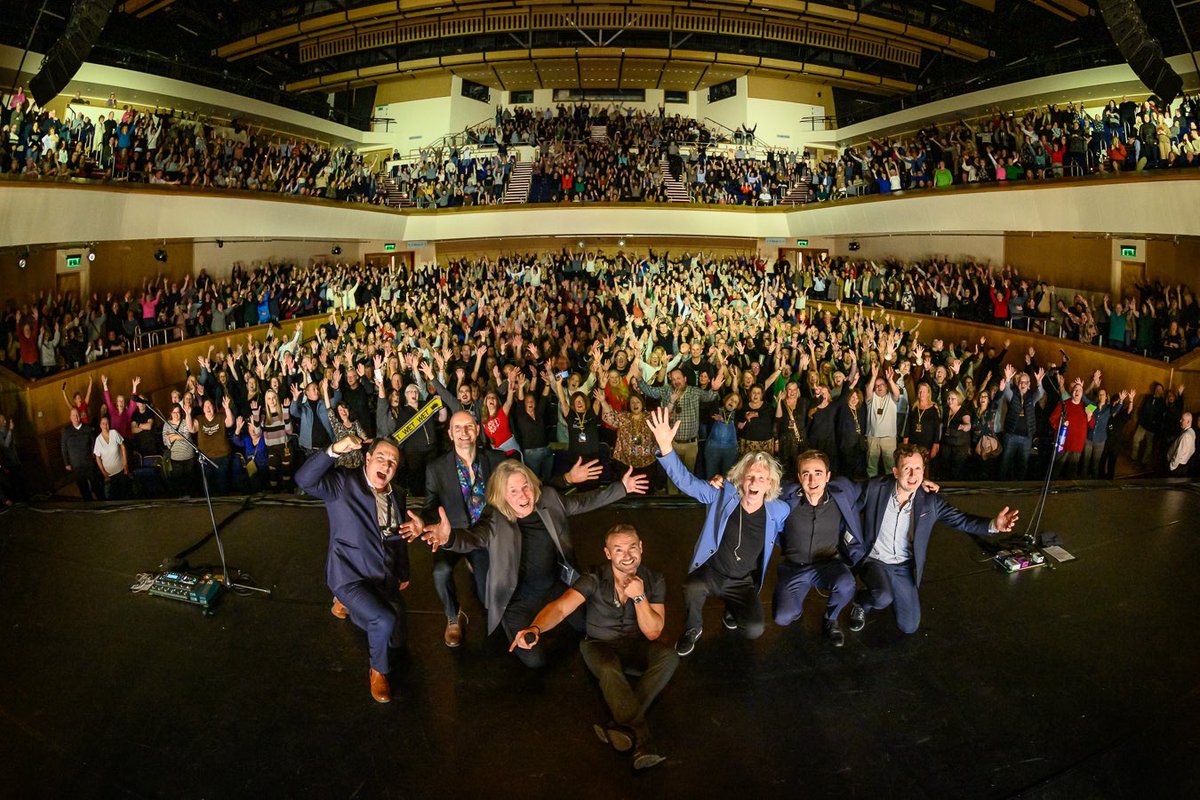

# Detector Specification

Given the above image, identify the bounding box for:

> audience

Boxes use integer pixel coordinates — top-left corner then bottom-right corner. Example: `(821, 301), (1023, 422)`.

(11, 247), (1191, 503)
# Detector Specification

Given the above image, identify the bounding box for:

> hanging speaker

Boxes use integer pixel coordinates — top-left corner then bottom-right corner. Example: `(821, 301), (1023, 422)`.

(1096, 0), (1183, 105)
(29, 0), (115, 107)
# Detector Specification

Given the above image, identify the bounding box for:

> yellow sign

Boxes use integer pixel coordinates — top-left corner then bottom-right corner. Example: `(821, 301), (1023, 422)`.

(391, 397), (443, 445)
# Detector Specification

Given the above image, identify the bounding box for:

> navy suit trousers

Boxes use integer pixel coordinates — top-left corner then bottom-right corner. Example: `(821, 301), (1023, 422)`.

(856, 558), (921, 634)
(773, 560), (856, 626)
(337, 580), (407, 673)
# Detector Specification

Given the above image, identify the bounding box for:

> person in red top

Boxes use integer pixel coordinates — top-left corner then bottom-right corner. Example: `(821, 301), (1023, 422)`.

(989, 280), (1012, 324)
(1050, 376), (1096, 480)
(101, 373), (139, 440)
(15, 310), (39, 379)
(480, 370), (520, 455)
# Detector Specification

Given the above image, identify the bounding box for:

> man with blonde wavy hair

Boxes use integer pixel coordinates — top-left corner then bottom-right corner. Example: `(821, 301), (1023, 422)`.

(407, 458), (648, 668)
(647, 407), (790, 657)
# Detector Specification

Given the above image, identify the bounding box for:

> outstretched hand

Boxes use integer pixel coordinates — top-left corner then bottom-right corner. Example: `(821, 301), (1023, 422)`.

(992, 506), (1020, 533)
(565, 457), (603, 485)
(646, 406), (679, 454)
(621, 467), (650, 495)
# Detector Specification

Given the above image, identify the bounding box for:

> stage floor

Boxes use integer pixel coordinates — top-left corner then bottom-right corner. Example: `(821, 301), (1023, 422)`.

(1, 483), (1198, 799)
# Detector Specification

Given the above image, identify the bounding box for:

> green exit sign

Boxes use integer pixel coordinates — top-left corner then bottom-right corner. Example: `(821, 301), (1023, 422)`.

(796, 239), (809, 247)
(65, 254), (82, 268)
(1120, 245), (1137, 258)
(383, 243), (396, 251)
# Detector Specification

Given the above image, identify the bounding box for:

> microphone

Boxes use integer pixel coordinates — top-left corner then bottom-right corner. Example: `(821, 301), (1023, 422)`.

(131, 394), (154, 406)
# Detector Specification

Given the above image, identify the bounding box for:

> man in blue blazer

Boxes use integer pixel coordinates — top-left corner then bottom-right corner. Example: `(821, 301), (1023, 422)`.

(647, 408), (791, 657)
(775, 449), (866, 647)
(849, 442), (1019, 635)
(297, 434), (409, 703)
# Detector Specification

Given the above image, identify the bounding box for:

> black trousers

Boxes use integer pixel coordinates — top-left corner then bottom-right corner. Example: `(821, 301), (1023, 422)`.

(432, 547), (490, 621)
(579, 637), (679, 743)
(682, 565), (764, 639)
(72, 466), (104, 500)
(502, 582), (584, 669)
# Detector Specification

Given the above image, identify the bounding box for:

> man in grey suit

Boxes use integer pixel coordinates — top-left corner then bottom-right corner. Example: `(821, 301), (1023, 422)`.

(409, 460), (648, 667)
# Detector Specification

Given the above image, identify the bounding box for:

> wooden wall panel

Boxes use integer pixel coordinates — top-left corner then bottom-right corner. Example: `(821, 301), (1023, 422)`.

(1002, 233), (1113, 294)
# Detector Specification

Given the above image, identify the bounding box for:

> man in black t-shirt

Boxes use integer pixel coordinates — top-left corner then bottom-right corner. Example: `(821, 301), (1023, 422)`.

(511, 524), (677, 770)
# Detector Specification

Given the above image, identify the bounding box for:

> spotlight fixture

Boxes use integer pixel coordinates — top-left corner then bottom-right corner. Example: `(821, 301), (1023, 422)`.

(577, 240), (584, 248)
(18, 248), (29, 269)
(216, 239), (224, 248)
(154, 248), (168, 262)
(618, 238), (626, 247)
(331, 245), (342, 256)
(87, 250), (95, 262)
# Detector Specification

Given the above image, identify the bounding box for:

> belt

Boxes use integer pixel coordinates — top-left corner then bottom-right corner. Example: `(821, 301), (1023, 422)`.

(674, 437), (698, 444)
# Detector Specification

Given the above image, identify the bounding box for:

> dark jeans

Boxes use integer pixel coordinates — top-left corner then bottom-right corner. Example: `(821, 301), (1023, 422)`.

(1000, 433), (1032, 480)
(201, 454), (230, 495)
(1052, 449), (1082, 480)
(703, 443), (739, 479)
(773, 560), (856, 625)
(579, 637), (679, 743)
(72, 465), (104, 500)
(856, 558), (921, 634)
(103, 473), (133, 501)
(682, 565), (764, 639)
(403, 445), (436, 496)
(522, 446), (552, 483)
(432, 547), (490, 621)
(336, 580), (407, 674)
(166, 457), (194, 497)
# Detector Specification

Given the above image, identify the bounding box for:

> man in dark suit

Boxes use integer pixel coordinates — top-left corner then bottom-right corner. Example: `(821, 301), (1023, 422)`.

(421, 411), (510, 648)
(297, 434), (409, 703)
(775, 450), (865, 647)
(411, 460), (648, 668)
(849, 443), (1018, 635)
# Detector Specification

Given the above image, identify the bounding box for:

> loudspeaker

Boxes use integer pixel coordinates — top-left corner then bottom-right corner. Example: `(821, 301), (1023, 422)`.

(29, 0), (115, 106)
(1097, 0), (1183, 105)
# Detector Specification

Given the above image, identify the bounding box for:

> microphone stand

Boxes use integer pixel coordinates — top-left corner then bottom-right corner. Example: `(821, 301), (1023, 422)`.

(1023, 393), (1068, 548)
(141, 397), (271, 597)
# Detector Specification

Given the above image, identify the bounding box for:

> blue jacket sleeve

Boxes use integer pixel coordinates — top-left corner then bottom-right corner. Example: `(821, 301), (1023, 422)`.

(656, 449), (717, 504)
(295, 449), (343, 501)
(929, 492), (994, 536)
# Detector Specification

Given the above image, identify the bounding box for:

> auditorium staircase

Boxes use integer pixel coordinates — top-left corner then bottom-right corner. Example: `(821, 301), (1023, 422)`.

(503, 162), (533, 203)
(379, 173), (415, 207)
(659, 155), (691, 202)
(781, 181), (814, 206)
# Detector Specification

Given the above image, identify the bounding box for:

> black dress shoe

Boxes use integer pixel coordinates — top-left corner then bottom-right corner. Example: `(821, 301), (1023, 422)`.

(633, 745), (666, 770)
(848, 603), (866, 632)
(824, 619), (845, 648)
(676, 628), (702, 656)
(722, 610), (738, 630)
(593, 723), (634, 752)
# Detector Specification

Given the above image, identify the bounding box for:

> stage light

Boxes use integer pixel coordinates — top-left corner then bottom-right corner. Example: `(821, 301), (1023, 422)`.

(18, 248), (29, 269)
(87, 250), (95, 262)
(154, 248), (168, 262)
(216, 239), (224, 248)
(332, 245), (342, 256)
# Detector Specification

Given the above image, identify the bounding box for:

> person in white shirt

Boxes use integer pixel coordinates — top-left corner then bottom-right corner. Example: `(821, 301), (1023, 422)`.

(1168, 412), (1195, 476)
(865, 360), (903, 476)
(92, 416), (130, 500)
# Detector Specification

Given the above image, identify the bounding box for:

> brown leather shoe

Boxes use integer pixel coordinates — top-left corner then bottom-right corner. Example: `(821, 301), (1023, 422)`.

(443, 611), (467, 648)
(369, 668), (391, 703)
(331, 597), (348, 620)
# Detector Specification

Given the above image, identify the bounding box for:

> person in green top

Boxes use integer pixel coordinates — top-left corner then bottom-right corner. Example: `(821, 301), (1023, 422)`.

(1006, 160), (1025, 181)
(933, 161), (954, 188)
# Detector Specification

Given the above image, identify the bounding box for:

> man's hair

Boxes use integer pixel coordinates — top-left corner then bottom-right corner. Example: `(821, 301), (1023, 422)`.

(366, 437), (399, 459)
(796, 449), (831, 473)
(486, 460), (543, 522)
(893, 443), (929, 469)
(726, 451), (783, 501)
(604, 523), (639, 546)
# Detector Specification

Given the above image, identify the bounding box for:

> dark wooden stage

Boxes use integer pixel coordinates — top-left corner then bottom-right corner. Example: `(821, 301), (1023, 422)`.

(1, 483), (1198, 799)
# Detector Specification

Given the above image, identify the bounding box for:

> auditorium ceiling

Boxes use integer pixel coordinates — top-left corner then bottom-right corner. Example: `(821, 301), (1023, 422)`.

(2, 1), (1196, 128)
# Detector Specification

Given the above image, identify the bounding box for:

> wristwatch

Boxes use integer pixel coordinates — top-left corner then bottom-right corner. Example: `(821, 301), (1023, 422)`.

(632, 594), (646, 605)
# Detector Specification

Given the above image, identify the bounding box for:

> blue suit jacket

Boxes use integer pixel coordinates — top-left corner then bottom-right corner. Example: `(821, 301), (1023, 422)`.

(658, 449), (789, 588)
(861, 476), (992, 585)
(296, 451), (410, 592)
(780, 476), (866, 566)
